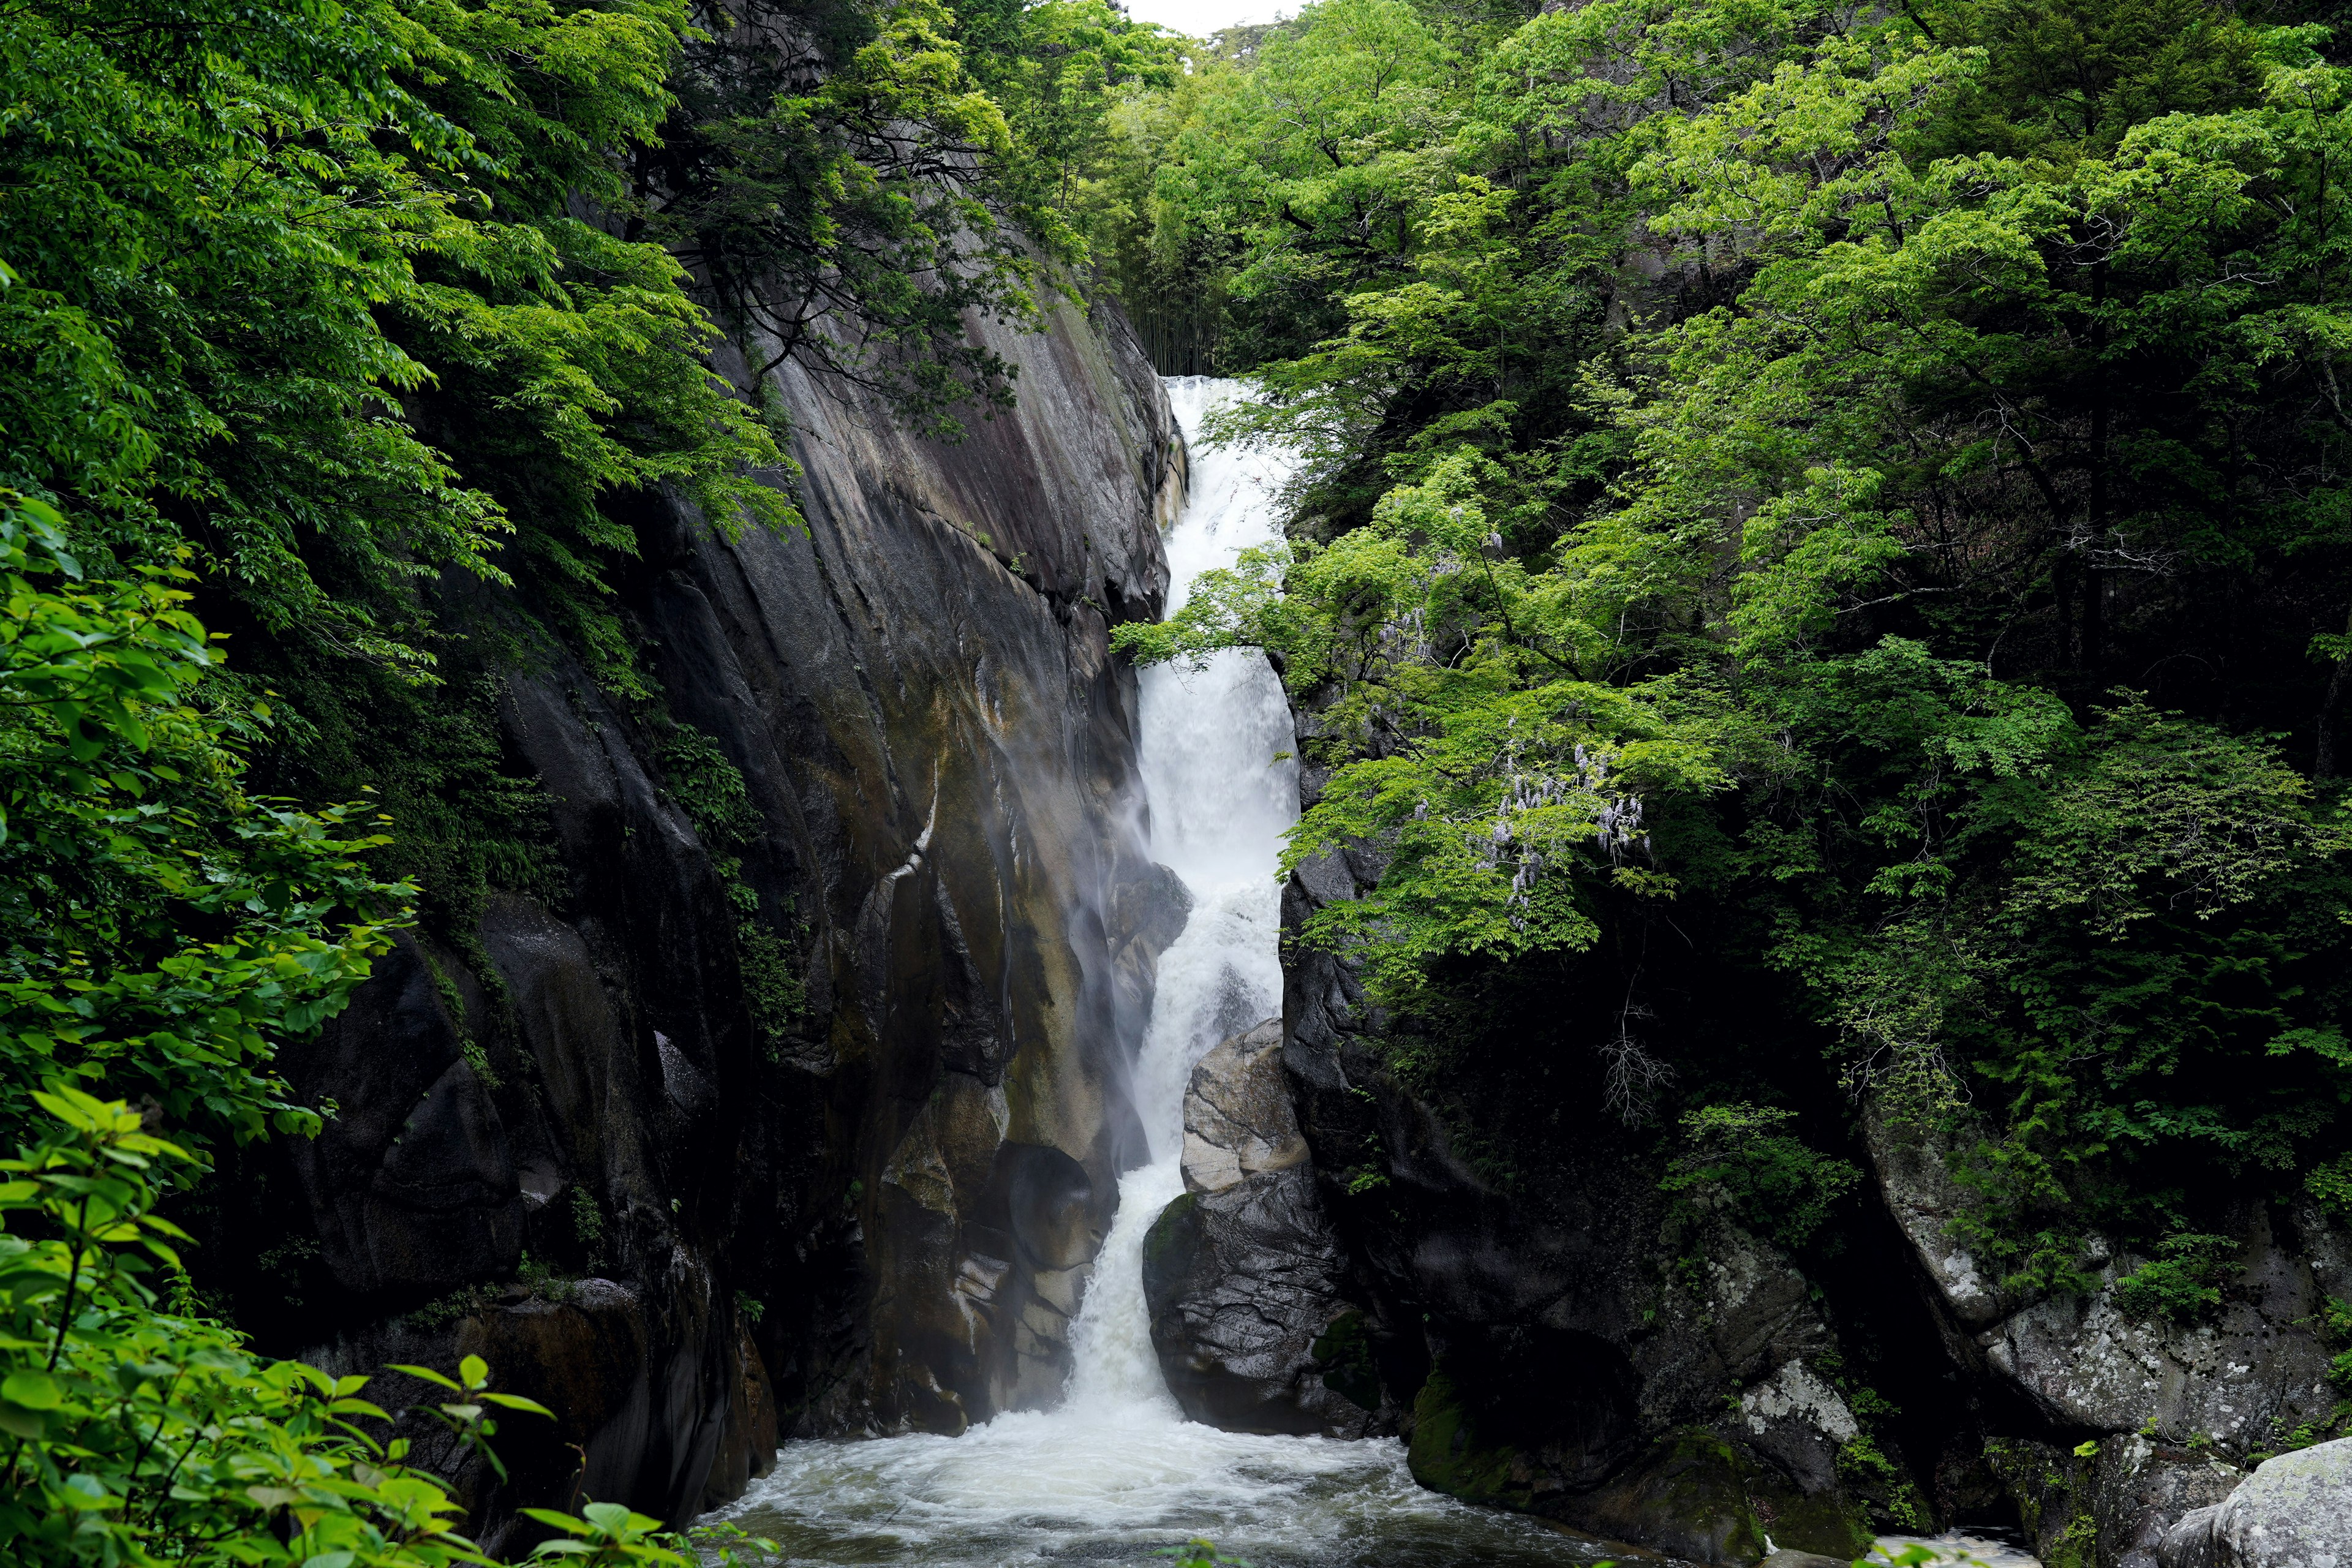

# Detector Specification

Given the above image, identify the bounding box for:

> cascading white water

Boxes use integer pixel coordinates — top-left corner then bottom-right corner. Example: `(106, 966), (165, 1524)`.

(707, 379), (1615, 1568)
(1063, 374), (1302, 1415)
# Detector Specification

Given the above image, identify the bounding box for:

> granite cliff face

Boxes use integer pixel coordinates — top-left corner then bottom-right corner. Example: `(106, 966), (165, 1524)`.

(233, 294), (1181, 1542)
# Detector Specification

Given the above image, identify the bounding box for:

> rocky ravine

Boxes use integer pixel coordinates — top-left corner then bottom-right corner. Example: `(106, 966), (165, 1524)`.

(227, 294), (1184, 1545)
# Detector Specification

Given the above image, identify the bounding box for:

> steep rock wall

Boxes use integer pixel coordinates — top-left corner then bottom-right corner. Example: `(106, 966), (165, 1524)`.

(1258, 691), (2352, 1565)
(1276, 843), (1874, 1563)
(248, 294), (1180, 1540)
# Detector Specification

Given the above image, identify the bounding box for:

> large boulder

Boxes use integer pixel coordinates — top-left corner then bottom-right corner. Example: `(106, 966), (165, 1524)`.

(2159, 1439), (2352, 1568)
(1142, 1020), (1384, 1436)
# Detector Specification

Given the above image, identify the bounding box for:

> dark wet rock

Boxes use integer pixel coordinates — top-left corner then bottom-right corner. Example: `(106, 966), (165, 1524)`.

(284, 936), (523, 1297)
(256, 288), (1181, 1529)
(1276, 835), (1872, 1562)
(1142, 1020), (1382, 1437)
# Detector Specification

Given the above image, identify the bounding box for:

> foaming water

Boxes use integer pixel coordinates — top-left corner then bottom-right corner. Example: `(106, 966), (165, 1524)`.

(710, 379), (1626, 1568)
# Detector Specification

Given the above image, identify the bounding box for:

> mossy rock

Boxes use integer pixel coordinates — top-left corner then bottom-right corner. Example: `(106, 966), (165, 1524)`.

(1411, 1385), (1864, 1567)
(1142, 1192), (1200, 1275)
(1569, 1429), (1768, 1564)
(1407, 1363), (1543, 1509)
(1311, 1310), (1381, 1413)
(1749, 1476), (1873, 1559)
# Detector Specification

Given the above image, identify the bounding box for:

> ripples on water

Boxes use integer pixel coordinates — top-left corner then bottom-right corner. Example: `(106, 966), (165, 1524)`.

(715, 1411), (1632, 1568)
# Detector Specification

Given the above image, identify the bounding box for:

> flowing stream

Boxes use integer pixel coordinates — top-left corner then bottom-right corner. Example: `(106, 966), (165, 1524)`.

(708, 379), (1622, 1568)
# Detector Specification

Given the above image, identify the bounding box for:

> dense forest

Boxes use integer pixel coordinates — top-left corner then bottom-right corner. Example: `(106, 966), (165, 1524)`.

(5, 0), (2352, 1553)
(1118, 0), (2352, 1343)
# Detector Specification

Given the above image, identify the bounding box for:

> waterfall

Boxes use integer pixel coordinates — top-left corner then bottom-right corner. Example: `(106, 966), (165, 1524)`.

(707, 379), (1606, 1568)
(1063, 375), (1301, 1414)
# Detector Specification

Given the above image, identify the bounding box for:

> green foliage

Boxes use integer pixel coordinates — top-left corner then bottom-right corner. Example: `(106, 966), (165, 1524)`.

(1660, 1104), (1863, 1252)
(572, 1185), (607, 1270)
(736, 921), (809, 1056)
(660, 725), (763, 851)
(2311, 1152), (2352, 1215)
(652, 1521), (777, 1568)
(1836, 1433), (1931, 1532)
(518, 1502), (688, 1567)
(0, 492), (412, 1155)
(1157, 1540), (1252, 1568)
(654, 0), (1080, 439)
(1103, 0), (2352, 1291)
(0, 1086), (526, 1564)
(0, 0), (794, 672)
(2113, 1233), (2241, 1322)
(0, 1086), (700, 1566)
(654, 722), (804, 1054)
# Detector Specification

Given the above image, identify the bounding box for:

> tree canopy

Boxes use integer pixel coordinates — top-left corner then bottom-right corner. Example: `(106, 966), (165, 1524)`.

(1109, 0), (2352, 1300)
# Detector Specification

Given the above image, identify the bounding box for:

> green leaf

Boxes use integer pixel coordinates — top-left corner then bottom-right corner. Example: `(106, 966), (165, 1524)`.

(2, 1370), (63, 1409)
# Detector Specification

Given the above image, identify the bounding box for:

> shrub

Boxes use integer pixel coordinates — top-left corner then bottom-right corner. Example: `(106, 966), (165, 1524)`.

(2113, 1234), (2239, 1323)
(1660, 1103), (1863, 1252)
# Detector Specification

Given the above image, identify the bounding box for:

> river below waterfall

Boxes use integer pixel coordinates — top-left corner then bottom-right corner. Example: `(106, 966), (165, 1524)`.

(703, 379), (2027, 1568)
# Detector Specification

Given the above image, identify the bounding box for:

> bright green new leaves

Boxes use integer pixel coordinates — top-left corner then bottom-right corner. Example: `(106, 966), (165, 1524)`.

(0, 1085), (683, 1568)
(1123, 443), (1727, 982)
(0, 496), (210, 777)
(0, 492), (412, 1152)
(1660, 1102), (1863, 1252)
(0, 0), (791, 674)
(0, 1087), (480, 1567)
(658, 0), (1071, 441)
(522, 1502), (688, 1566)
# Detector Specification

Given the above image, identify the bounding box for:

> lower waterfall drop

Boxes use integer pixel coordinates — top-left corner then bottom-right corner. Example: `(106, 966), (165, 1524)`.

(710, 379), (1606, 1568)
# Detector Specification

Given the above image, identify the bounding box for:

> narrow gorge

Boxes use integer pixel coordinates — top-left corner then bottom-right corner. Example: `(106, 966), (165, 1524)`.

(10, 0), (2352, 1562)
(233, 330), (2352, 1568)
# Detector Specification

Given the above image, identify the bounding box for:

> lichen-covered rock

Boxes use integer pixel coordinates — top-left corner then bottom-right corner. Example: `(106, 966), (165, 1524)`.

(1141, 1019), (1381, 1436)
(2158, 1439), (2352, 1568)
(2092, 1436), (2247, 1568)
(1867, 1107), (2352, 1558)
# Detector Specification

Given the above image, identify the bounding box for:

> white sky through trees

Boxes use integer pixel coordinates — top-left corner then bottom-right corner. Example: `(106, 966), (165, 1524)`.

(1124, 0), (1282, 38)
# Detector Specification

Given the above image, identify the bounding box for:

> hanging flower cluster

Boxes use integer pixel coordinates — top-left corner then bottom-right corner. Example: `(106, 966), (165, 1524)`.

(1452, 730), (1654, 928)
